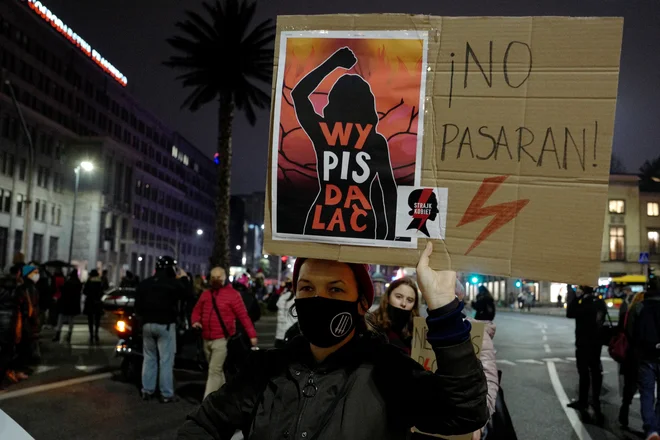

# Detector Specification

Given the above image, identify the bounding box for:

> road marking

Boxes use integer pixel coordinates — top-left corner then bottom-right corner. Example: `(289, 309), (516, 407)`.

(75, 365), (105, 373)
(547, 361), (594, 440)
(543, 335), (548, 341)
(541, 329), (546, 334)
(544, 344), (551, 353)
(600, 357), (614, 362)
(517, 359), (545, 365)
(543, 358), (569, 363)
(498, 360), (517, 366)
(0, 372), (112, 402)
(566, 357), (577, 361)
(33, 365), (58, 374)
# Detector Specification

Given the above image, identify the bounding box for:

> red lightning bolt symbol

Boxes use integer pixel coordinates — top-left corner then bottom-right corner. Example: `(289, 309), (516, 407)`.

(457, 175), (530, 255)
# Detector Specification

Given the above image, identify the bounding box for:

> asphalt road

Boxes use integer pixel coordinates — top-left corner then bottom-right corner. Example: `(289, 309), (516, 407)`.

(0, 312), (647, 439)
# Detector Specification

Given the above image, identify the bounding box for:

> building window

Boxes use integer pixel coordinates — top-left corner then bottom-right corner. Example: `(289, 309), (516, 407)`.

(56, 205), (61, 225)
(134, 203), (140, 218)
(12, 228), (22, 253)
(18, 158), (26, 181)
(48, 236), (58, 260)
(609, 200), (625, 214)
(650, 230), (660, 255)
(16, 194), (23, 217)
(32, 233), (43, 262)
(140, 230), (147, 245)
(0, 227), (6, 269)
(1, 189), (11, 213)
(649, 202), (660, 217)
(609, 226), (625, 261)
(51, 204), (56, 224)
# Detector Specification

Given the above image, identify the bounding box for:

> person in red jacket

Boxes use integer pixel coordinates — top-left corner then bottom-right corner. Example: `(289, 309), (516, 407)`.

(192, 267), (258, 398)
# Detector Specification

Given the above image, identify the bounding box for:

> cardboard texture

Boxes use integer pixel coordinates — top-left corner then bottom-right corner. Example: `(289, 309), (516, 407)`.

(265, 15), (623, 285)
(410, 317), (485, 439)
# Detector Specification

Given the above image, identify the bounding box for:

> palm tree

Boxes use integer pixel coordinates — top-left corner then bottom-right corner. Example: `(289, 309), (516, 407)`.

(165, 0), (274, 269)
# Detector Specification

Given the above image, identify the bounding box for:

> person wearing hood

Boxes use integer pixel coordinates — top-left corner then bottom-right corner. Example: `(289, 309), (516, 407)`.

(371, 277), (420, 355)
(192, 267), (258, 398)
(178, 243), (488, 440)
(83, 269), (105, 344)
(472, 286), (496, 322)
(274, 277), (297, 349)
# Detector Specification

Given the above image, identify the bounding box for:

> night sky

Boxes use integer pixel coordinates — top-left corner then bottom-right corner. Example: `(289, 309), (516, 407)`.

(40, 0), (660, 194)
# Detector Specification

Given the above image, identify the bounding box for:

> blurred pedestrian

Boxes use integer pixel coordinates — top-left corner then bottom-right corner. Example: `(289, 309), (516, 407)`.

(48, 270), (66, 327)
(0, 272), (19, 389)
(525, 291), (535, 312)
(557, 293), (563, 308)
(83, 269), (104, 344)
(626, 278), (660, 439)
(53, 271), (82, 344)
(192, 267), (257, 398)
(472, 286), (496, 321)
(566, 285), (607, 422)
(119, 271), (139, 288)
(371, 277), (420, 355)
(618, 289), (641, 427)
(135, 256), (192, 403)
(101, 269), (110, 291)
(13, 265), (41, 377)
(274, 277), (296, 349)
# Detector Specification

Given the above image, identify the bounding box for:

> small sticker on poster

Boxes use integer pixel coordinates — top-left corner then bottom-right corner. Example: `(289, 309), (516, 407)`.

(395, 187), (448, 240)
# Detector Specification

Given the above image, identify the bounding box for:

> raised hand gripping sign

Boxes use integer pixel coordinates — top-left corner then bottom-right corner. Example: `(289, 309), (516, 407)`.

(265, 15), (622, 286)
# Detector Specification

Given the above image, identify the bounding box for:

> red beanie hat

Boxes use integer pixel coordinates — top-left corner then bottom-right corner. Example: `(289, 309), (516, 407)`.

(292, 258), (374, 307)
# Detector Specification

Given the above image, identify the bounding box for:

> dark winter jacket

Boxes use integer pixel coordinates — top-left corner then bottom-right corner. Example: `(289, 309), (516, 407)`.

(59, 278), (83, 316)
(135, 273), (192, 325)
(0, 275), (18, 345)
(83, 277), (105, 315)
(567, 293), (607, 347)
(626, 290), (660, 360)
(178, 303), (489, 440)
(473, 295), (496, 322)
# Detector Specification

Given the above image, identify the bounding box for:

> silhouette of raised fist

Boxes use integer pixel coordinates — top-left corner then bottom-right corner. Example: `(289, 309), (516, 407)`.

(330, 47), (357, 70)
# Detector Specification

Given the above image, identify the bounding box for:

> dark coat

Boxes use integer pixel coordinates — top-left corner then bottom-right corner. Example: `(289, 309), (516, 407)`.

(59, 279), (82, 316)
(83, 278), (105, 315)
(0, 275), (18, 345)
(178, 329), (489, 440)
(567, 293), (607, 347)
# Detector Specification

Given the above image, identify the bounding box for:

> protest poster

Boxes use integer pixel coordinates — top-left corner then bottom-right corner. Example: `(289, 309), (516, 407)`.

(410, 317), (485, 439)
(265, 15), (624, 286)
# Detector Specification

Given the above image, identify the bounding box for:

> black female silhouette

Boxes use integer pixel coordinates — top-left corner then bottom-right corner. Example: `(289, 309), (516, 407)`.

(291, 47), (397, 240)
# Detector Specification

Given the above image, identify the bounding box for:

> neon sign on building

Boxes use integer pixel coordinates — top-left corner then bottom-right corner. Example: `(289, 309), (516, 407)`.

(23, 0), (128, 87)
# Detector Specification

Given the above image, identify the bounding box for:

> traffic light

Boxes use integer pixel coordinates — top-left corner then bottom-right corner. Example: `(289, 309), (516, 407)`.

(468, 275), (480, 284)
(515, 280), (522, 288)
(281, 256), (288, 265)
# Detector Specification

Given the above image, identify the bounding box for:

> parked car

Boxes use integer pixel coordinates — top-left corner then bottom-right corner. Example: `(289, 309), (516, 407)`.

(102, 287), (137, 312)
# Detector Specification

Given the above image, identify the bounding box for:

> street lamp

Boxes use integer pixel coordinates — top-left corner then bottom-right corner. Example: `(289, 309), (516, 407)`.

(196, 229), (204, 236)
(67, 161), (94, 265)
(236, 245), (241, 250)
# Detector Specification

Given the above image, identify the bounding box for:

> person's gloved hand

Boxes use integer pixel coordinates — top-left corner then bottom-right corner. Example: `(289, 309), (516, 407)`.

(192, 322), (202, 330)
(416, 242), (456, 310)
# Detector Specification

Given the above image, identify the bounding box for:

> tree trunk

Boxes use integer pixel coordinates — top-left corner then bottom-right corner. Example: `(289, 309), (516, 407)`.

(211, 94), (234, 270)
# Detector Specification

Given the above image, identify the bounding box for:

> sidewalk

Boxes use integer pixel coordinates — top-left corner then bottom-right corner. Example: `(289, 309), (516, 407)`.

(496, 306), (568, 318)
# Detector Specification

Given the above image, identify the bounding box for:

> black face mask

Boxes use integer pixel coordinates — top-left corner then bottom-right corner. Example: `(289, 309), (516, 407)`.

(295, 297), (359, 348)
(387, 304), (412, 333)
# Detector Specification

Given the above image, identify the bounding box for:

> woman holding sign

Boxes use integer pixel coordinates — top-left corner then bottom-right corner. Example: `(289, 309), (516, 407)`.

(178, 243), (488, 439)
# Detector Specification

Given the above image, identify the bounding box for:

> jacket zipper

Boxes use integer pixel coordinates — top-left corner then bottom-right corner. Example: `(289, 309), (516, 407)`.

(294, 371), (315, 437)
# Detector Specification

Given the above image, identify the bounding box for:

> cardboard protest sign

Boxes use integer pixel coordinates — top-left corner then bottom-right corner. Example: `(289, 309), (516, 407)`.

(265, 15), (623, 286)
(410, 317), (485, 439)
